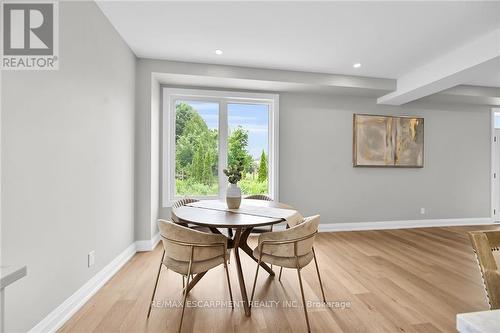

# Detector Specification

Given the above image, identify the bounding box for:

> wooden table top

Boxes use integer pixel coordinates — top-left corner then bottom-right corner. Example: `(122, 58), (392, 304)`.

(172, 199), (294, 228)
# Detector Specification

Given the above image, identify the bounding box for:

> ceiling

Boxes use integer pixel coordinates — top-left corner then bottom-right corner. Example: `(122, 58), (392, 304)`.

(97, 1), (500, 83)
(466, 56), (500, 88)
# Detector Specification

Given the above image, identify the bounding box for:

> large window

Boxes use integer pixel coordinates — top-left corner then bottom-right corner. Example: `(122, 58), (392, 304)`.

(162, 88), (279, 206)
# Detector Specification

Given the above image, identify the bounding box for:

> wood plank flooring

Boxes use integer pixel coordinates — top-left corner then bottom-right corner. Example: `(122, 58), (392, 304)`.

(59, 225), (499, 332)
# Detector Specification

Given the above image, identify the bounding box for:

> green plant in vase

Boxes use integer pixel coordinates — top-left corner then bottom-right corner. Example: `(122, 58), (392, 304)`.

(223, 159), (244, 209)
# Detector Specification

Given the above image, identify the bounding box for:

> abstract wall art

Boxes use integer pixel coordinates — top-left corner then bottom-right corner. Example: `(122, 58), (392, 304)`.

(353, 114), (424, 167)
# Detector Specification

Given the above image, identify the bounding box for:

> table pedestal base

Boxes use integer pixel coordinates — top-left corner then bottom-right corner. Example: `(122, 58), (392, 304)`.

(184, 226), (274, 317)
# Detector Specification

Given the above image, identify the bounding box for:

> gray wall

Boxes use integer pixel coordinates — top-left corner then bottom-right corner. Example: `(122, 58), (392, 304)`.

(279, 93), (491, 222)
(136, 58), (491, 241)
(155, 90), (491, 223)
(1, 2), (136, 332)
(134, 60), (157, 241)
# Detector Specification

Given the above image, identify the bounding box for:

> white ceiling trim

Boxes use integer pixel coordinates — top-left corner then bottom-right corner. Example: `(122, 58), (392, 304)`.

(426, 85), (500, 106)
(148, 60), (500, 105)
(143, 59), (396, 92)
(378, 28), (500, 105)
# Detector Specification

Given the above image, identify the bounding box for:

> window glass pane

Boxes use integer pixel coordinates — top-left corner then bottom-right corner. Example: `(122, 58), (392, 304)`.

(227, 103), (269, 195)
(175, 100), (219, 196)
(495, 113), (500, 128)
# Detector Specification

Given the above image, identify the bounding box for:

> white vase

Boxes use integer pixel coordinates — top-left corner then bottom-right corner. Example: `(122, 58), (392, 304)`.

(226, 183), (242, 209)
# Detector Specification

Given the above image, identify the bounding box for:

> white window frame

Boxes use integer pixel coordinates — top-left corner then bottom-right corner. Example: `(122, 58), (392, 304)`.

(162, 88), (279, 207)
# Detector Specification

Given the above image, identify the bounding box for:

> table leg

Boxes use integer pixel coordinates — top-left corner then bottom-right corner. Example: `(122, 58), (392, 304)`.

(239, 228), (275, 276)
(209, 227), (223, 234)
(233, 227), (252, 316)
(185, 272), (206, 294)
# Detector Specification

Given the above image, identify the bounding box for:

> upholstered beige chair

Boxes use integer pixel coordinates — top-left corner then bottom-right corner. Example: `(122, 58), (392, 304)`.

(245, 194), (274, 234)
(245, 194), (273, 201)
(171, 198), (213, 232)
(172, 197), (199, 208)
(148, 219), (233, 332)
(250, 215), (325, 332)
(469, 230), (500, 309)
(171, 198), (199, 225)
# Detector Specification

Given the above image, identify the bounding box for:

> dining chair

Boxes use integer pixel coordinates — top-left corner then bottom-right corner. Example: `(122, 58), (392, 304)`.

(468, 230), (500, 309)
(245, 194), (273, 201)
(223, 194), (274, 238)
(171, 198), (199, 226)
(147, 219), (234, 332)
(171, 198), (213, 231)
(243, 195), (277, 269)
(250, 215), (326, 332)
(245, 194), (274, 233)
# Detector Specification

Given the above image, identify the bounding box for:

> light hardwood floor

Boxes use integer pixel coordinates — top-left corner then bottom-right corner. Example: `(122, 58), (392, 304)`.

(59, 225), (499, 332)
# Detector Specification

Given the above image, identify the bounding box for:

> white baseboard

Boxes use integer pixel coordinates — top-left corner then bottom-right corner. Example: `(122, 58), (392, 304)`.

(29, 243), (137, 333)
(30, 233), (162, 332)
(317, 217), (494, 232)
(135, 232), (160, 252)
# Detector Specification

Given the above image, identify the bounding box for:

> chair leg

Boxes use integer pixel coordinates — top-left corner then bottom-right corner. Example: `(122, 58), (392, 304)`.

(296, 267), (311, 333)
(178, 273), (190, 333)
(312, 247), (326, 303)
(178, 253), (193, 333)
(227, 228), (233, 265)
(224, 261), (234, 309)
(270, 226), (274, 271)
(250, 257), (262, 306)
(278, 267), (283, 282)
(147, 250), (165, 318)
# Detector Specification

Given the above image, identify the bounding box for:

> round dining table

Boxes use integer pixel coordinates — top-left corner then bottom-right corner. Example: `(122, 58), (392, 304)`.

(171, 199), (295, 317)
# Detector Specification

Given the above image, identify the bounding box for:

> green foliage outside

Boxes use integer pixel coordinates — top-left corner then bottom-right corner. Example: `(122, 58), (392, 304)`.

(176, 179), (217, 196)
(228, 128), (253, 174)
(175, 102), (268, 196)
(240, 175), (268, 194)
(175, 103), (218, 191)
(257, 150), (268, 182)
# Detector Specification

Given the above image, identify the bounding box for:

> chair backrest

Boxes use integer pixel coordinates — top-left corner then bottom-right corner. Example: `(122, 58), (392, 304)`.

(171, 198), (199, 223)
(244, 194), (304, 227)
(286, 213), (305, 228)
(258, 215), (320, 258)
(158, 219), (226, 263)
(172, 198), (200, 208)
(245, 194), (272, 201)
(469, 230), (500, 309)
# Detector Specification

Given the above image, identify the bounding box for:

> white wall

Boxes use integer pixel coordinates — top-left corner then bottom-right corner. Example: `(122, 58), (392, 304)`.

(279, 93), (491, 222)
(1, 2), (136, 331)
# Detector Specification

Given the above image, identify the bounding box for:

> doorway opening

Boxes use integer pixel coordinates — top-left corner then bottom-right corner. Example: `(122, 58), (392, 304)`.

(491, 108), (500, 222)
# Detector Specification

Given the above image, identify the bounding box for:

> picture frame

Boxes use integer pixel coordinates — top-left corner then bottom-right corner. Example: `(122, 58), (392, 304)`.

(353, 114), (424, 168)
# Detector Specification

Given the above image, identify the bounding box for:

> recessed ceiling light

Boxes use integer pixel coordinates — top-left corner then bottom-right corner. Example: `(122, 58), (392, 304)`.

(215, 49), (223, 55)
(353, 63), (362, 68)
